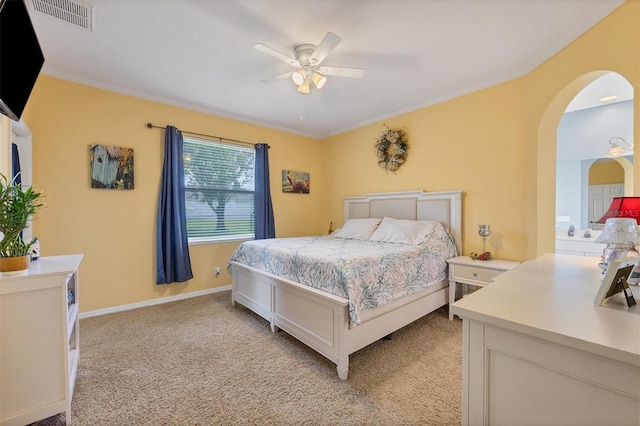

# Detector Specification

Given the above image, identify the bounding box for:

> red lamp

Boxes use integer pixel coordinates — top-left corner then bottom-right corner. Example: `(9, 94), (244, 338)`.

(595, 197), (640, 278)
(597, 197), (640, 224)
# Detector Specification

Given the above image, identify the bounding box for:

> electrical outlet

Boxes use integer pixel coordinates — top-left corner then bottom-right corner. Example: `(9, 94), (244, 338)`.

(214, 267), (220, 277)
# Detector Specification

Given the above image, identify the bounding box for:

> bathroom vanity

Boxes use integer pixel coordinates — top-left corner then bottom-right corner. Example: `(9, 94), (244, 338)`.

(555, 229), (605, 257)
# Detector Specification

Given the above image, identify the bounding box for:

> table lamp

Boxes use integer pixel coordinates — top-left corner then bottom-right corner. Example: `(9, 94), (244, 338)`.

(478, 225), (490, 253)
(596, 197), (640, 225)
(595, 197), (640, 277)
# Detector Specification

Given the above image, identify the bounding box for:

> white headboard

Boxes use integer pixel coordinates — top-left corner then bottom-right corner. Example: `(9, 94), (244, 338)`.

(344, 190), (462, 254)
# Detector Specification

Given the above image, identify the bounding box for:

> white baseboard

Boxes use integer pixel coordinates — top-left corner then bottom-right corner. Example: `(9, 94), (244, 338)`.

(79, 285), (232, 319)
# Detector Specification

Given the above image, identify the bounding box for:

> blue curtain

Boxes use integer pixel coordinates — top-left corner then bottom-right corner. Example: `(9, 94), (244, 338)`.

(156, 126), (193, 284)
(11, 143), (21, 185)
(254, 143), (275, 239)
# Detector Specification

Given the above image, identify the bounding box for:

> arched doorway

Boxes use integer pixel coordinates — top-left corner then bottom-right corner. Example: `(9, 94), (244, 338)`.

(534, 70), (636, 258)
(555, 72), (634, 232)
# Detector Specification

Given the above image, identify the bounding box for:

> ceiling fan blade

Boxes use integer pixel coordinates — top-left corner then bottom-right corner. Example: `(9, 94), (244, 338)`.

(253, 43), (300, 67)
(309, 32), (341, 65)
(319, 66), (365, 79)
(260, 71), (293, 84)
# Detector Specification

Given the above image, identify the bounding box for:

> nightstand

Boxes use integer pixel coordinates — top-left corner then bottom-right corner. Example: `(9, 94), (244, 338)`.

(447, 255), (519, 320)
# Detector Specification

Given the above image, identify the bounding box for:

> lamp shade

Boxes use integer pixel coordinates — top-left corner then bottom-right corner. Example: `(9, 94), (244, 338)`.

(594, 218), (640, 245)
(311, 72), (326, 89)
(607, 137), (633, 157)
(291, 70), (306, 86)
(596, 197), (640, 224)
(608, 145), (627, 157)
(297, 79), (310, 94)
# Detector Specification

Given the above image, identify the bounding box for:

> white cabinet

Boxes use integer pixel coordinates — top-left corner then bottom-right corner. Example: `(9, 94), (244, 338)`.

(0, 255), (83, 426)
(555, 237), (605, 257)
(451, 254), (639, 425)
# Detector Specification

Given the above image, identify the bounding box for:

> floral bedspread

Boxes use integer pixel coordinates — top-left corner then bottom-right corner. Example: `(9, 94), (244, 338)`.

(227, 222), (457, 325)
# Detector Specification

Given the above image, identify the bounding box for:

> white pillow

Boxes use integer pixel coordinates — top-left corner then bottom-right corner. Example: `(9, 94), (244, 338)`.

(331, 218), (382, 240)
(369, 217), (437, 245)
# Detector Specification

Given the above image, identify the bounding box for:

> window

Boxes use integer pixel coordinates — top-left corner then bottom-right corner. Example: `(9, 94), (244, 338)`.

(183, 136), (255, 243)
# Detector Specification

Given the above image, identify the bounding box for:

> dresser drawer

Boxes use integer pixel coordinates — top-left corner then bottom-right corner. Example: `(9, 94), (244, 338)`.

(452, 265), (501, 283)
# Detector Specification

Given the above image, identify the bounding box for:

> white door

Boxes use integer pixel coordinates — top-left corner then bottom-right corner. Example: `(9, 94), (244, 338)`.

(588, 184), (624, 228)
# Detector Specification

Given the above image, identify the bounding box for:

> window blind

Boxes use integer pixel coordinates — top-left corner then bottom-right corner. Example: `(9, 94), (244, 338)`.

(183, 137), (255, 241)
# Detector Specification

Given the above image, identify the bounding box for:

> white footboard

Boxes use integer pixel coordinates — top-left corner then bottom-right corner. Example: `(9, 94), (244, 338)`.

(231, 262), (274, 325)
(272, 277), (351, 379)
(230, 261), (448, 380)
(230, 261), (351, 378)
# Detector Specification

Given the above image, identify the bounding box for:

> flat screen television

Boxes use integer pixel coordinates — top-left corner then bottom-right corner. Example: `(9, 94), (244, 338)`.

(0, 0), (45, 122)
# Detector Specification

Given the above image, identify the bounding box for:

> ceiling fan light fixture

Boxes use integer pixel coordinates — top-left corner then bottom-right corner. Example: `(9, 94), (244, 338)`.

(255, 32), (364, 94)
(600, 95), (618, 103)
(292, 70), (306, 86)
(311, 72), (327, 89)
(297, 79), (310, 94)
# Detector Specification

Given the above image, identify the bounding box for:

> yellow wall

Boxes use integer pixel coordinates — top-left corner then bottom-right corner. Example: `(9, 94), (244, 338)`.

(22, 76), (324, 312)
(323, 1), (638, 260)
(17, 1), (639, 312)
(589, 160), (625, 185)
(322, 78), (528, 260)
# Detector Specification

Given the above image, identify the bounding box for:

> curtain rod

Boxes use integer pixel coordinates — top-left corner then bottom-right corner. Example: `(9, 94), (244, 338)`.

(146, 123), (258, 147)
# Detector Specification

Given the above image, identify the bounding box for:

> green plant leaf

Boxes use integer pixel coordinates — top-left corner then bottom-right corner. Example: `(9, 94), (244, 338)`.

(0, 173), (44, 258)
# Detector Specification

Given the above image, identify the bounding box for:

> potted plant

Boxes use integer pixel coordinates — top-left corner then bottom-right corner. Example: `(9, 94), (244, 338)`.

(0, 173), (43, 274)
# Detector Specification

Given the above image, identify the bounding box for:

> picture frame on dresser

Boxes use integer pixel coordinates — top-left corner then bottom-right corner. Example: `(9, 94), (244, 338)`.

(594, 256), (637, 307)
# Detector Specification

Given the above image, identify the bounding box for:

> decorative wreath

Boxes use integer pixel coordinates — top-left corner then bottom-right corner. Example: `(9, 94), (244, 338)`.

(374, 124), (409, 172)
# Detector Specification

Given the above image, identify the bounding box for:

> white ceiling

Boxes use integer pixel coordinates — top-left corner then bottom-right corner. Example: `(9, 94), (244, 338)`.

(27, 0), (626, 139)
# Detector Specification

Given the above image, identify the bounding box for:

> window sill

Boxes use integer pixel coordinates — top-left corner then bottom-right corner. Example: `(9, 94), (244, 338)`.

(188, 235), (254, 246)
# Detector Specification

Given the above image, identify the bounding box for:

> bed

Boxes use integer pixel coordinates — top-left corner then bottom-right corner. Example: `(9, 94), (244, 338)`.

(228, 190), (462, 380)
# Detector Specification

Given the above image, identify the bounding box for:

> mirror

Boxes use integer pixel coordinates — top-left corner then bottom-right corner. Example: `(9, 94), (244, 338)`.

(556, 72), (634, 233)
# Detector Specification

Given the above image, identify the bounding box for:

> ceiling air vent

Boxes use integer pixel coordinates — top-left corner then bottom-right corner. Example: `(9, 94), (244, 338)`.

(28, 0), (93, 32)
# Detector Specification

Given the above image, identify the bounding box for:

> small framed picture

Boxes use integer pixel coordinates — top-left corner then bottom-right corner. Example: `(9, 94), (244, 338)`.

(90, 144), (134, 190)
(594, 256), (637, 306)
(282, 170), (309, 194)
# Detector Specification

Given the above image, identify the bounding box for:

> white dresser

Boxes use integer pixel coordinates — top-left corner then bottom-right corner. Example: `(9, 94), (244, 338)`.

(451, 253), (639, 425)
(0, 255), (83, 426)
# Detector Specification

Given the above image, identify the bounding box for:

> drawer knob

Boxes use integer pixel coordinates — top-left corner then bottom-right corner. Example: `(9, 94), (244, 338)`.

(473, 272), (478, 277)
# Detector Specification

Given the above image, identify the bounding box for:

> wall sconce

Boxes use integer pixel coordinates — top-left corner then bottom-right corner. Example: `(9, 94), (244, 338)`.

(607, 137), (633, 157)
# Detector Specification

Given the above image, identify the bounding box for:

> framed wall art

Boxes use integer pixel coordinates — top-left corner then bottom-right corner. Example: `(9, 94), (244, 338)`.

(90, 144), (134, 189)
(282, 170), (309, 194)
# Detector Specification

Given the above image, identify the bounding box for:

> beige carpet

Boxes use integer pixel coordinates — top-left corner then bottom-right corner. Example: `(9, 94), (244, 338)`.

(34, 291), (462, 425)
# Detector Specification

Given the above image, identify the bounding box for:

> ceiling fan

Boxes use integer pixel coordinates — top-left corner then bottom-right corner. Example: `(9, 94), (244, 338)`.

(254, 32), (365, 94)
